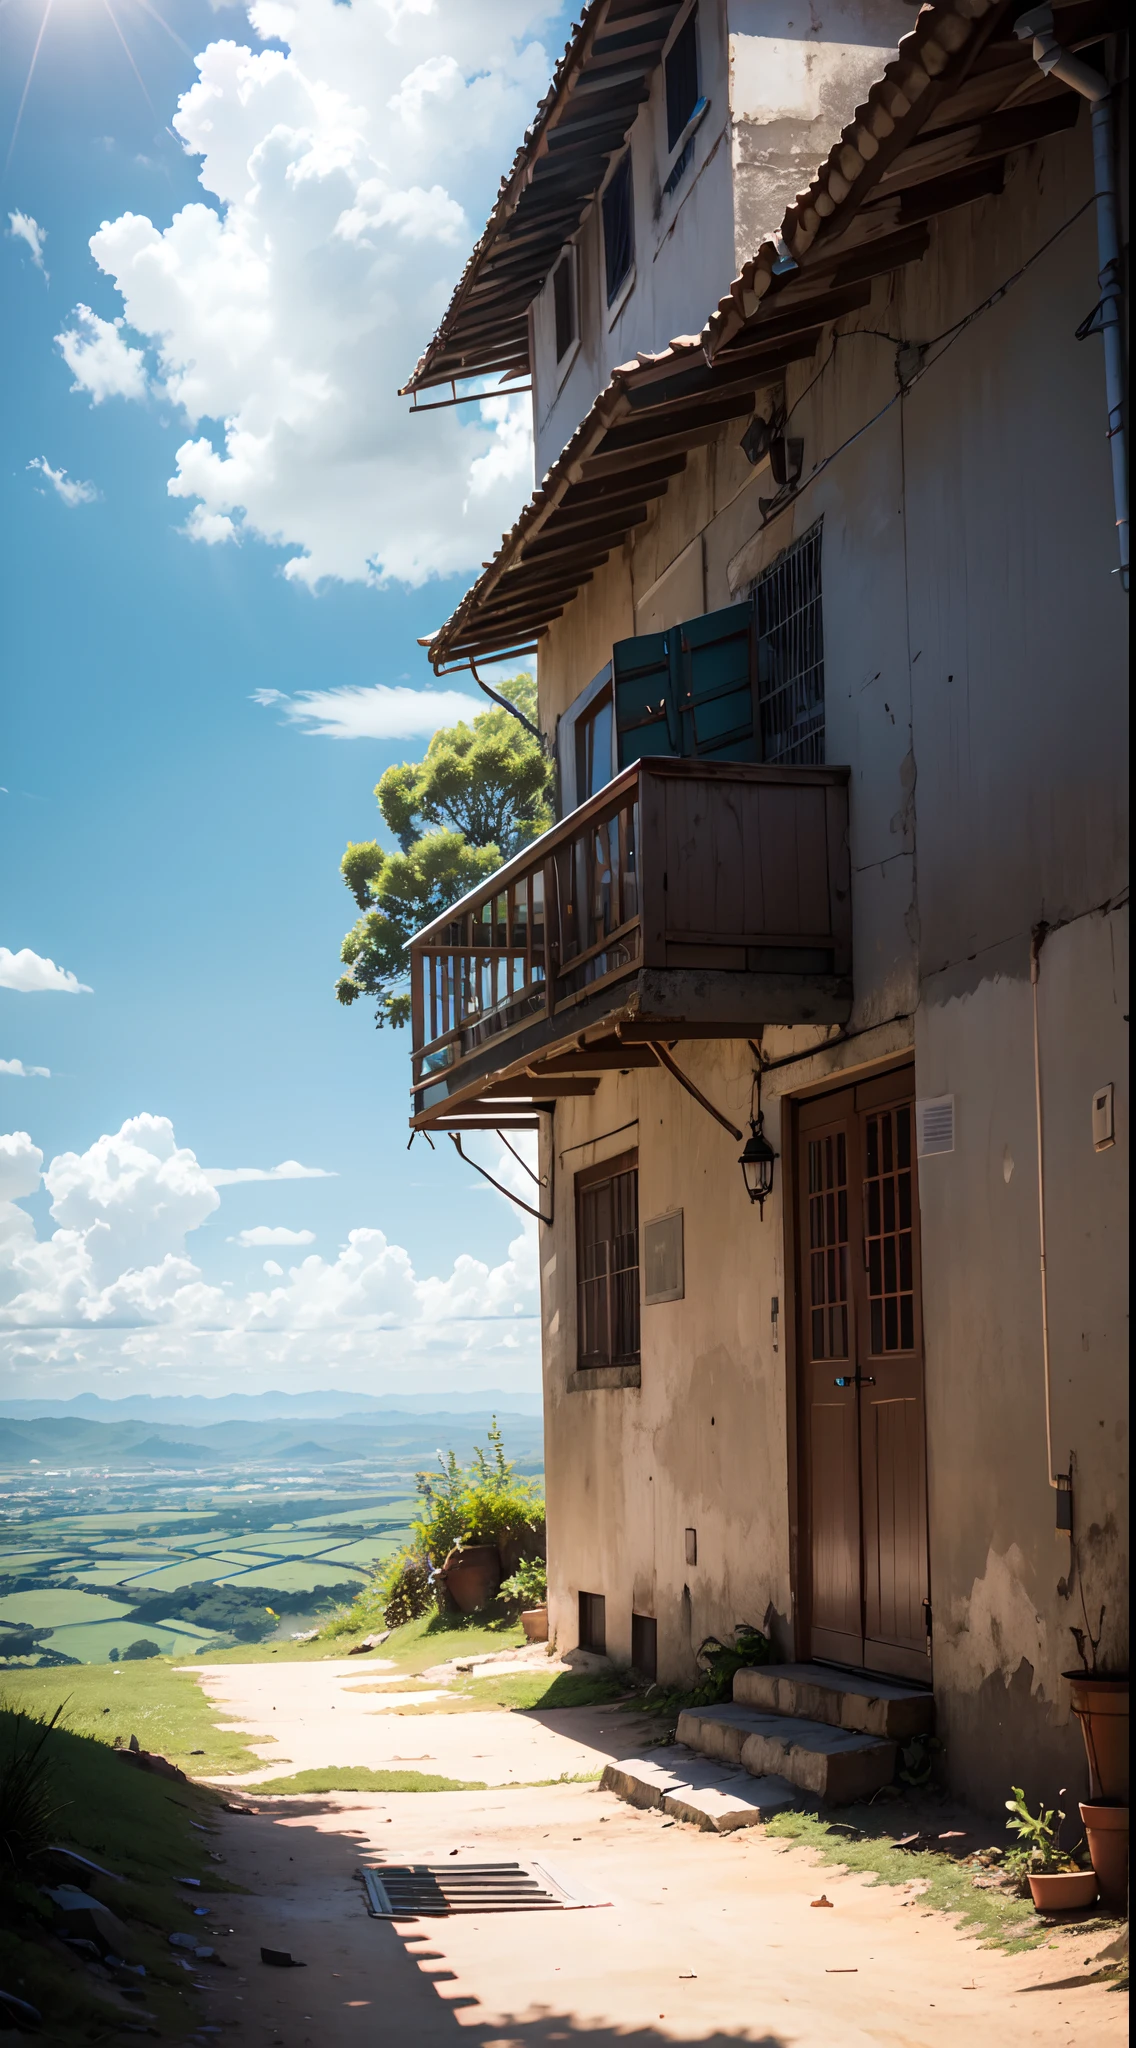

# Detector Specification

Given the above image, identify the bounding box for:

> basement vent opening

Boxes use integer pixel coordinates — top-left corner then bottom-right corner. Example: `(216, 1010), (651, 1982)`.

(916, 1095), (955, 1157)
(361, 1861), (608, 1917)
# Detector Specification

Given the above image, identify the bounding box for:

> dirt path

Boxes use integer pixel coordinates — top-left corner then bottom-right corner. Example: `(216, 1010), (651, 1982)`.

(192, 1778), (1125, 2046)
(187, 1653), (656, 1786)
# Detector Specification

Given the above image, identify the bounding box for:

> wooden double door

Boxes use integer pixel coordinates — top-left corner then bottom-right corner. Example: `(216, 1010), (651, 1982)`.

(796, 1069), (931, 1683)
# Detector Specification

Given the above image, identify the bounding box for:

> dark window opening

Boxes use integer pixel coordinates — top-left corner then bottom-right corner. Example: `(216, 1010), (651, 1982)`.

(755, 523), (824, 765)
(602, 153), (634, 306)
(631, 1612), (658, 1681)
(665, 9), (700, 152)
(552, 251), (576, 363)
(575, 687), (613, 802)
(576, 1151), (640, 1368)
(579, 1591), (607, 1653)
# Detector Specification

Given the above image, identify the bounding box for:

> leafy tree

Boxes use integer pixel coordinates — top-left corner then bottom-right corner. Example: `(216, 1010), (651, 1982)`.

(336, 675), (552, 1027)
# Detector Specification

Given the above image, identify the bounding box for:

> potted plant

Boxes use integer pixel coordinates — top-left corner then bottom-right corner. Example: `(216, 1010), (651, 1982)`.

(1063, 1624), (1129, 1803)
(1004, 1785), (1097, 1912)
(500, 1558), (548, 1642)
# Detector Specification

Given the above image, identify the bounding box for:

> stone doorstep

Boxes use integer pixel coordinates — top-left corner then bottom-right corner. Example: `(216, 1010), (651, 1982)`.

(600, 1749), (798, 1832)
(734, 1662), (935, 1741)
(676, 1703), (897, 1804)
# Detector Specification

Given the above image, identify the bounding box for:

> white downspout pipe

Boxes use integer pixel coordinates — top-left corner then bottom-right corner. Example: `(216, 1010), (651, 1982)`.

(1015, 7), (1129, 592)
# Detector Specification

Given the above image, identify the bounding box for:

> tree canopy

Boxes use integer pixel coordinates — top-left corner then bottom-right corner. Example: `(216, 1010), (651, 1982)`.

(336, 675), (552, 1027)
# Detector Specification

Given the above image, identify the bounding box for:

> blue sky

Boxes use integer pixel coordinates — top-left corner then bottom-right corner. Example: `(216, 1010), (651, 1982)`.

(0, 0), (568, 1403)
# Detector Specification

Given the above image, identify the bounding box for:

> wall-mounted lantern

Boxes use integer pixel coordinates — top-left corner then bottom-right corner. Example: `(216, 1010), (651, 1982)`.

(739, 1069), (777, 1216)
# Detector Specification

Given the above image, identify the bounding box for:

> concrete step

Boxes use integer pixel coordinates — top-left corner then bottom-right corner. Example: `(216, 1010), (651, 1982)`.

(675, 1702), (896, 1804)
(734, 1662), (934, 1741)
(600, 1747), (798, 1832)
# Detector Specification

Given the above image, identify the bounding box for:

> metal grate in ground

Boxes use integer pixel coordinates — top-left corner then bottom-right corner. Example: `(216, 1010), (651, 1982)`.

(360, 1859), (608, 1917)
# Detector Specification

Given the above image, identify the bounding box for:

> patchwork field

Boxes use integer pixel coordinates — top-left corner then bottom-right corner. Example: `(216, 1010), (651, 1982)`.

(1, 1406), (543, 1669)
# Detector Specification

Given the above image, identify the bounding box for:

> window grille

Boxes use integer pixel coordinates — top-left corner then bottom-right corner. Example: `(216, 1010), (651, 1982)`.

(576, 1152), (640, 1368)
(665, 10), (700, 151)
(755, 523), (824, 765)
(602, 154), (634, 305)
(552, 251), (576, 363)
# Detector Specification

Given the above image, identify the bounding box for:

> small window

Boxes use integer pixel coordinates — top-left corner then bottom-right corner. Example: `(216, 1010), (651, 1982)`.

(755, 523), (824, 765)
(579, 1591), (606, 1653)
(602, 152), (634, 306)
(576, 1151), (640, 1368)
(631, 1612), (658, 1682)
(552, 249), (576, 363)
(574, 686), (613, 802)
(665, 8), (700, 153)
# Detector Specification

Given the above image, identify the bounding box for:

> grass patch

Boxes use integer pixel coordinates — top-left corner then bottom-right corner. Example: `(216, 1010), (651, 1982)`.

(196, 1605), (528, 1670)
(461, 1670), (629, 1712)
(0, 1703), (229, 2043)
(248, 1765), (487, 1794)
(1, 1657), (261, 1776)
(763, 1809), (1054, 1951)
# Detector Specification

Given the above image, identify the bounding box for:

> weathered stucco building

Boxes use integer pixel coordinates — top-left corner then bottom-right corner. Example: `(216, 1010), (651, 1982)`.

(400, 0), (1128, 1813)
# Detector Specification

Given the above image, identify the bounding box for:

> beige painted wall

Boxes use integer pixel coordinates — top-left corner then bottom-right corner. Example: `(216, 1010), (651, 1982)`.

(533, 117), (1128, 1810)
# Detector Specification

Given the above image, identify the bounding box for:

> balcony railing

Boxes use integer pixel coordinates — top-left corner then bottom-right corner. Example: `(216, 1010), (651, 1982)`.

(409, 757), (850, 1119)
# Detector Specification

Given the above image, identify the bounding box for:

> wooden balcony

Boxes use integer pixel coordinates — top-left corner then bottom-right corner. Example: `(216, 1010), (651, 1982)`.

(409, 757), (851, 1128)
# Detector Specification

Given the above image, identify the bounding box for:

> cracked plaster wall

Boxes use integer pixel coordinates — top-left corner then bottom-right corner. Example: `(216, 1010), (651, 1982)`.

(534, 122), (1127, 1811)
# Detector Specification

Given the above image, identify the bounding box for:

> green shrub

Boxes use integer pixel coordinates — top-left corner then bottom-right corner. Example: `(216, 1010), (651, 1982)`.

(411, 1418), (544, 1563)
(380, 1549), (434, 1629)
(318, 1420), (544, 1641)
(499, 1558), (547, 1607)
(122, 1640), (162, 1662)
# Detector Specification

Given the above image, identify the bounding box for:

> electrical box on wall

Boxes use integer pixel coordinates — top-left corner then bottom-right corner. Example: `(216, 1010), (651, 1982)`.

(644, 1210), (684, 1304)
(1092, 1083), (1115, 1152)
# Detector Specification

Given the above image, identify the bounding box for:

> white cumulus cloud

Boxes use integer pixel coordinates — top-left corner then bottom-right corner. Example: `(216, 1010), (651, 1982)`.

(27, 458), (100, 508)
(55, 304), (149, 403)
(0, 1059), (51, 1079)
(205, 1159), (335, 1186)
(68, 4), (554, 588)
(8, 210), (48, 276)
(231, 1225), (316, 1247)
(254, 681), (480, 740)
(0, 1113), (539, 1397)
(0, 948), (92, 994)
(0, 1132), (43, 1203)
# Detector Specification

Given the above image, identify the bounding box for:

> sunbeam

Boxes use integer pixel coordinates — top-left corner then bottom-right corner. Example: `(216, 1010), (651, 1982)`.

(102, 0), (158, 118)
(2, 0), (194, 173)
(132, 0), (192, 61)
(4, 0), (54, 180)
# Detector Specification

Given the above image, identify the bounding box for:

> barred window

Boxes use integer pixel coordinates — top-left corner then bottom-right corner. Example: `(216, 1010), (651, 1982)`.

(576, 1151), (640, 1368)
(755, 523), (824, 765)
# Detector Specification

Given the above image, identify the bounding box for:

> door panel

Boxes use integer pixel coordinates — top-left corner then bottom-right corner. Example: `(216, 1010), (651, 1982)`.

(797, 1071), (930, 1681)
(799, 1092), (862, 1662)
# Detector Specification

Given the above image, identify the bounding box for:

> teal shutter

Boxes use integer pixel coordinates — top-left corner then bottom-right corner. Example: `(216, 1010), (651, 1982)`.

(613, 602), (757, 769)
(674, 602), (757, 760)
(613, 630), (677, 769)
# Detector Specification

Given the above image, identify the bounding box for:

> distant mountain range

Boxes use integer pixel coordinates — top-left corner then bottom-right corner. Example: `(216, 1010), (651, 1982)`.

(0, 1408), (545, 1472)
(0, 1388), (542, 1423)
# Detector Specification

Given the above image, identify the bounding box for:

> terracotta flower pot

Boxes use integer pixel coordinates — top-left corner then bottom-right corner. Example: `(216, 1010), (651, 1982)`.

(1027, 1869), (1098, 1913)
(1063, 1671), (1129, 1802)
(1079, 1801), (1129, 1914)
(521, 1605), (549, 1643)
(441, 1545), (501, 1615)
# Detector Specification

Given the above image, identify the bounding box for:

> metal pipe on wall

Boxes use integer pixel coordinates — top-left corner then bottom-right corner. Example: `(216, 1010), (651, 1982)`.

(1016, 7), (1129, 591)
